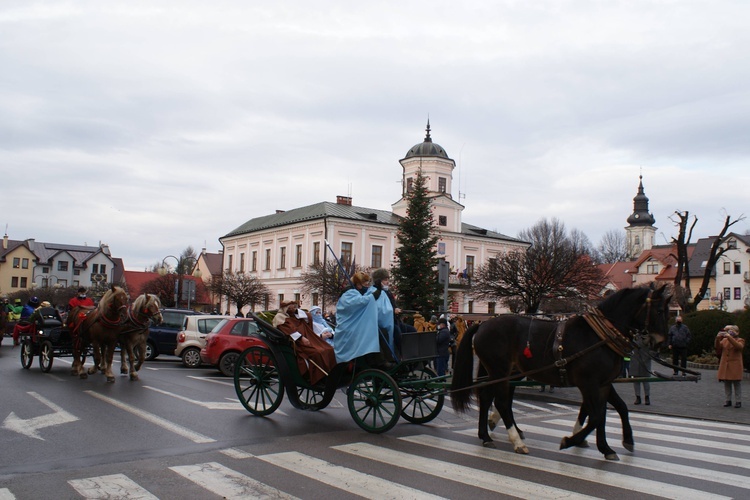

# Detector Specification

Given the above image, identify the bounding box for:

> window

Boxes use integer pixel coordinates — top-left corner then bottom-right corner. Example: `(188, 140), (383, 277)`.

(704, 288), (711, 299)
(74, 269), (80, 276)
(371, 245), (383, 268)
(264, 249), (271, 270)
(465, 256), (475, 277)
(263, 294), (270, 311)
(227, 254), (233, 272)
(724, 262), (731, 274)
(735, 288), (742, 300)
(100, 264), (106, 274)
(58, 261), (69, 272)
(468, 300), (474, 313)
(11, 277), (19, 287)
(239, 253), (245, 272)
(724, 288), (731, 300)
(634, 236), (640, 245)
(295, 244), (302, 267)
(646, 263), (659, 274)
(279, 247), (286, 269)
(12, 257), (20, 268)
(438, 215), (447, 226)
(312, 292), (319, 306)
(341, 242), (353, 265)
(251, 251), (257, 272)
(406, 178), (413, 193)
(92, 264), (99, 273)
(727, 239), (737, 249)
(42, 266), (49, 273)
(22, 258), (29, 269)
(734, 262), (741, 274)
(313, 242), (321, 266)
(20, 277), (27, 288)
(438, 242), (445, 255)
(294, 293), (301, 304)
(488, 302), (496, 314)
(278, 294), (284, 307)
(438, 177), (446, 193)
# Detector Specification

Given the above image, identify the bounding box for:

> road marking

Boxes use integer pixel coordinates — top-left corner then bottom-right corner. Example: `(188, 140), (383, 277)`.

(220, 448), (255, 459)
(69, 473), (158, 499)
(144, 385), (244, 410)
(0, 488), (15, 499)
(543, 418), (750, 453)
(405, 434), (731, 500)
(334, 442), (602, 500)
(514, 400), (558, 413)
(85, 391), (216, 443)
(170, 462), (297, 499)
(259, 451), (445, 499)
(468, 423), (750, 469)
(187, 375), (234, 386)
(2, 392), (78, 440)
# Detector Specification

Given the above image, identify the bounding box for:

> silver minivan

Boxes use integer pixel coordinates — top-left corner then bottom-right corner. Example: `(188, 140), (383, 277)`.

(174, 315), (226, 367)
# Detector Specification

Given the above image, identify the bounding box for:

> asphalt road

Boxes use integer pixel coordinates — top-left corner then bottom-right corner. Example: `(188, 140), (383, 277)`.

(1, 342), (749, 499)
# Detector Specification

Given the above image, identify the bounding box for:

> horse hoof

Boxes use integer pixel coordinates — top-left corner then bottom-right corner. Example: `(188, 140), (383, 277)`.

(79, 373), (88, 379)
(576, 440), (590, 448)
(605, 453), (620, 461)
(120, 368), (128, 375)
(623, 442), (634, 452)
(129, 374), (139, 381)
(106, 377), (115, 383)
(482, 441), (496, 449)
(514, 445), (529, 454)
(488, 421), (497, 431)
(559, 437), (569, 450)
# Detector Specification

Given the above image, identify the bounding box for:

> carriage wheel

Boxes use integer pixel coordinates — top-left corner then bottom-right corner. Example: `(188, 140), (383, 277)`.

(347, 369), (402, 434)
(20, 340), (33, 369)
(39, 341), (54, 373)
(296, 386), (328, 410)
(234, 346), (284, 416)
(400, 364), (445, 424)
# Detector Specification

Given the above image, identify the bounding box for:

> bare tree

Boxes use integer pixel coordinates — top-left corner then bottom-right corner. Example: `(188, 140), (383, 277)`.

(597, 229), (629, 263)
(207, 272), (270, 314)
(472, 218), (604, 314)
(300, 259), (368, 309)
(141, 274), (181, 308)
(672, 211), (745, 312)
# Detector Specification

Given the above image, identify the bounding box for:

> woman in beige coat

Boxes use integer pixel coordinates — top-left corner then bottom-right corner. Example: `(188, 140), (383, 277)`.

(715, 325), (745, 408)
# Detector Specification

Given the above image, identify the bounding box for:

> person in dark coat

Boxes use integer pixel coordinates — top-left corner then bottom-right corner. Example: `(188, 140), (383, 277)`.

(630, 340), (652, 405)
(668, 316), (692, 375)
(435, 318), (451, 376)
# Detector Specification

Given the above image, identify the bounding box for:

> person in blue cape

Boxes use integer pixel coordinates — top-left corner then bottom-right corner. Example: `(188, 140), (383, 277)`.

(334, 271), (394, 369)
(309, 305), (334, 345)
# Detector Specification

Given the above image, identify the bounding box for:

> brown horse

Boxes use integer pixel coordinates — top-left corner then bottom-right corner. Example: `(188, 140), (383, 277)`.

(118, 293), (162, 381)
(451, 285), (670, 461)
(70, 285), (129, 382)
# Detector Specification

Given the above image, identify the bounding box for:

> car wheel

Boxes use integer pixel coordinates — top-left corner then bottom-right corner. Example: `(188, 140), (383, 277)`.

(181, 347), (202, 368)
(219, 351), (239, 377)
(145, 341), (157, 361)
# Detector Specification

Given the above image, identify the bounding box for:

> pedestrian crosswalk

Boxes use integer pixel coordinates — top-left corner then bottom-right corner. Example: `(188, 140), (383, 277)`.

(1, 411), (748, 499)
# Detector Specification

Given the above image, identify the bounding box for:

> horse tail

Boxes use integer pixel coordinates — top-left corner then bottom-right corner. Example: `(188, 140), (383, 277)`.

(450, 322), (481, 413)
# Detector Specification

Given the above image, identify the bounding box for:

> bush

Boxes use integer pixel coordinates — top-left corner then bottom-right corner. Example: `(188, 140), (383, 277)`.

(681, 309), (733, 358)
(688, 350), (719, 365)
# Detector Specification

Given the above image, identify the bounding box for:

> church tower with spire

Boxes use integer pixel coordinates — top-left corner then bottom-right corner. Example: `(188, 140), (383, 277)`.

(625, 175), (657, 259)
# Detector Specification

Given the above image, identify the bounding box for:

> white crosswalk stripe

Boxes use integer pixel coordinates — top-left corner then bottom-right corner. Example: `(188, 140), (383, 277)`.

(7, 410), (749, 498)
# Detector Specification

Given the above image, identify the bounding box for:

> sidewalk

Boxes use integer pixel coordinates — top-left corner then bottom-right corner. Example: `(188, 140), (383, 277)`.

(515, 368), (749, 426)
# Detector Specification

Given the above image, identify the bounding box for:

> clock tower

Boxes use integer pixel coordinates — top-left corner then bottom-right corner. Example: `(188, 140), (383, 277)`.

(625, 175), (656, 259)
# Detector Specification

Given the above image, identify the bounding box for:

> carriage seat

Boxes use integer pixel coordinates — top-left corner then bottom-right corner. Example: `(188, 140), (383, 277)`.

(35, 307), (64, 328)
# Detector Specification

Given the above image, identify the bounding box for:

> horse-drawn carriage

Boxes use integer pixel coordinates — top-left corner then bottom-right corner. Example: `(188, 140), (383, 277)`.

(234, 312), (447, 434)
(17, 308), (91, 373)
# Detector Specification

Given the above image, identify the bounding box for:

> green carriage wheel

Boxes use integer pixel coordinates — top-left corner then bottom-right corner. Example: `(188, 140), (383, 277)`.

(39, 341), (54, 373)
(20, 340), (33, 369)
(347, 369), (402, 434)
(234, 346), (284, 416)
(400, 364), (445, 424)
(296, 386), (328, 410)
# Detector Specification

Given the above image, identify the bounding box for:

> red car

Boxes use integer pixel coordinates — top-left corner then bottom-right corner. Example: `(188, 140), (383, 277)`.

(200, 318), (266, 376)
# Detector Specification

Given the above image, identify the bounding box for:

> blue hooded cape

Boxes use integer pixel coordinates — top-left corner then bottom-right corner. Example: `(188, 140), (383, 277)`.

(334, 287), (380, 363)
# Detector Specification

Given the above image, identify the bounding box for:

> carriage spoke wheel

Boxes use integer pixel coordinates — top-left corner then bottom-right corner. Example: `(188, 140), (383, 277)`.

(20, 340), (33, 369)
(400, 364), (444, 424)
(347, 369), (402, 434)
(234, 346), (284, 416)
(296, 386), (327, 410)
(39, 341), (54, 373)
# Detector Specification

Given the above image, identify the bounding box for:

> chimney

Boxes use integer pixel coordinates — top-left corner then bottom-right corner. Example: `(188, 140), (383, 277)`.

(276, 210), (285, 214)
(2, 234), (7, 250)
(26, 238), (35, 251)
(336, 196), (352, 206)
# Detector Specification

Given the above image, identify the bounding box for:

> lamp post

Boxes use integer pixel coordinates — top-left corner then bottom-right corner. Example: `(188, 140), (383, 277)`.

(159, 255), (202, 309)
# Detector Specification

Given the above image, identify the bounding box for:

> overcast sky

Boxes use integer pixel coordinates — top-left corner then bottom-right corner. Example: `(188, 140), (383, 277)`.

(3, 1), (749, 271)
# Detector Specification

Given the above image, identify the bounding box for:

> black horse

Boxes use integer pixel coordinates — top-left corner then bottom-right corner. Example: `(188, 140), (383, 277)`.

(451, 286), (670, 460)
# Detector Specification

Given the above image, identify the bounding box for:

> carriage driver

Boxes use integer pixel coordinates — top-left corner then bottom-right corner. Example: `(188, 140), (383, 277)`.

(12, 296), (40, 346)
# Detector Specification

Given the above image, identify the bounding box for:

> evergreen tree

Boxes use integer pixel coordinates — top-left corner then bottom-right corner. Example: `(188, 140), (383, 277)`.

(391, 167), (442, 315)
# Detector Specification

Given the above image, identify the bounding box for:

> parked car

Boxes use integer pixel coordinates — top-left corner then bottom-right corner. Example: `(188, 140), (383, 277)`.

(200, 318), (266, 376)
(174, 314), (226, 368)
(146, 309), (201, 361)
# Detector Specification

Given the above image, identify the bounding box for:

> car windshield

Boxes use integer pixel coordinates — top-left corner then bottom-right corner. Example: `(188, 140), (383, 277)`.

(211, 319), (230, 333)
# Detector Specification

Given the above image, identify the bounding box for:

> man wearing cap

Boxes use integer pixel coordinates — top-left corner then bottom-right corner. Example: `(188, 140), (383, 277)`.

(273, 301), (336, 385)
(668, 315), (692, 376)
(68, 287), (95, 311)
(435, 317), (451, 376)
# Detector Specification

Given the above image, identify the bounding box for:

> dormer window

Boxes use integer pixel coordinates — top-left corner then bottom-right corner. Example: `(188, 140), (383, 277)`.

(727, 239), (737, 249)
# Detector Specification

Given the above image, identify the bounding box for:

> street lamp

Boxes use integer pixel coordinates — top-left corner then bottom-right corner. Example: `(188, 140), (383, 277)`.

(158, 255), (202, 309)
